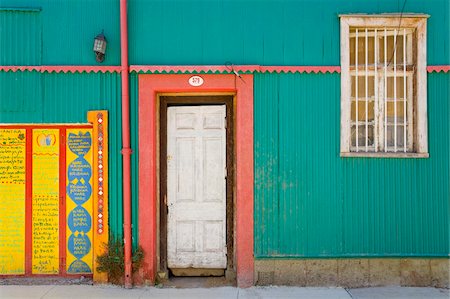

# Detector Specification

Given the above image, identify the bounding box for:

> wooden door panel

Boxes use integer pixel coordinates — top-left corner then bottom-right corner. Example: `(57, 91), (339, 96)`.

(167, 105), (226, 269)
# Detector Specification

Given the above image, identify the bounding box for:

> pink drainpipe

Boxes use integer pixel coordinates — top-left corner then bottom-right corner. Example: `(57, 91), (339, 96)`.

(120, 0), (133, 288)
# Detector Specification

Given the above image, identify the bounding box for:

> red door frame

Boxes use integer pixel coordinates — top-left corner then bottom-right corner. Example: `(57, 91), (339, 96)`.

(138, 74), (254, 287)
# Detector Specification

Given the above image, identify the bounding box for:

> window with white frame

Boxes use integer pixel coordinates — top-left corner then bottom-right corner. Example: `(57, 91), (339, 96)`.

(340, 15), (429, 157)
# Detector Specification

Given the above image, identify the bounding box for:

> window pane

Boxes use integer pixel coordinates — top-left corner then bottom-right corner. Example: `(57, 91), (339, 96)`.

(350, 29), (376, 66)
(386, 100), (406, 123)
(379, 31), (407, 65)
(386, 124), (406, 148)
(351, 75), (375, 98)
(386, 76), (406, 99)
(351, 100), (375, 122)
(351, 125), (375, 148)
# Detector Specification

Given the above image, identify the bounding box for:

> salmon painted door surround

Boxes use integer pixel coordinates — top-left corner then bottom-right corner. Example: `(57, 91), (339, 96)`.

(138, 74), (254, 287)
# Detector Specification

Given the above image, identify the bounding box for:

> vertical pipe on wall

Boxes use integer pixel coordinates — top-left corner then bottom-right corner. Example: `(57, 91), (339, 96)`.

(120, 0), (133, 288)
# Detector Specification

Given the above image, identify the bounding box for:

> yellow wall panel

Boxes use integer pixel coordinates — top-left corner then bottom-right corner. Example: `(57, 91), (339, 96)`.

(32, 129), (60, 274)
(0, 129), (26, 275)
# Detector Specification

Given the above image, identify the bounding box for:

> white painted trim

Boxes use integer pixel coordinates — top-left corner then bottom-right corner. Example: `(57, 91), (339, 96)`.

(340, 152), (429, 158)
(340, 18), (351, 153)
(394, 29), (398, 152)
(416, 18), (428, 154)
(340, 16), (430, 27)
(339, 14), (430, 18)
(340, 15), (428, 157)
(374, 29), (379, 152)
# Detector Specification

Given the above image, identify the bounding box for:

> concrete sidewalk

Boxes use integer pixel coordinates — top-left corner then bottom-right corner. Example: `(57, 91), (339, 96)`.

(0, 285), (448, 299)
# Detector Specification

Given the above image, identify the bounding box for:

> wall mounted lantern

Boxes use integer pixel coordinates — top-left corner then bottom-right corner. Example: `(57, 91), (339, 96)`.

(93, 31), (107, 63)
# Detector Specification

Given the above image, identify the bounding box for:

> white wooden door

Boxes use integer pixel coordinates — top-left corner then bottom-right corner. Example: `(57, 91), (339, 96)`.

(167, 105), (227, 269)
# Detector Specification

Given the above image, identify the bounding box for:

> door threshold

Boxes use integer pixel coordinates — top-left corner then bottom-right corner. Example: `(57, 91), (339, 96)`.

(171, 268), (224, 277)
(161, 276), (235, 288)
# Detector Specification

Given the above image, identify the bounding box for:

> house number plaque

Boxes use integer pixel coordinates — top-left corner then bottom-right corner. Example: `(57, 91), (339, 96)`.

(188, 76), (204, 86)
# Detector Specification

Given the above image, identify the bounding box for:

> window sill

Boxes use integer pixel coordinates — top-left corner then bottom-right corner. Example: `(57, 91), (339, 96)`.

(340, 152), (429, 158)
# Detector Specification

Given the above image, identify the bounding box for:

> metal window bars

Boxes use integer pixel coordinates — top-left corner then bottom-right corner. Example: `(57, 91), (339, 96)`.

(350, 27), (414, 153)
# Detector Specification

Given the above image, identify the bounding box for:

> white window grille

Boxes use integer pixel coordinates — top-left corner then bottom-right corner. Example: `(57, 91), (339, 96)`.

(340, 15), (429, 158)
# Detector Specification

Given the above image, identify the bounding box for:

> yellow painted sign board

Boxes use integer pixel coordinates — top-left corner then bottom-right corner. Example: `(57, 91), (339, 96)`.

(0, 129), (26, 275)
(32, 129), (60, 274)
(0, 112), (106, 278)
(66, 129), (94, 274)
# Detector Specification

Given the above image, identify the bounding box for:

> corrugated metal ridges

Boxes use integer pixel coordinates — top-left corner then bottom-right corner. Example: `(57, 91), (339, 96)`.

(0, 0), (120, 65)
(254, 73), (280, 256)
(0, 70), (41, 122)
(0, 9), (41, 65)
(254, 72), (449, 258)
(128, 0), (341, 66)
(0, 0), (448, 66)
(128, 0), (449, 65)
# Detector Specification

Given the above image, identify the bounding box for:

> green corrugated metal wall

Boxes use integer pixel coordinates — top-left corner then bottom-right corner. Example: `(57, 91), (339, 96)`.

(254, 72), (449, 258)
(1, 0), (449, 257)
(0, 0), (449, 65)
(128, 0), (449, 65)
(0, 2), (119, 65)
(0, 9), (41, 65)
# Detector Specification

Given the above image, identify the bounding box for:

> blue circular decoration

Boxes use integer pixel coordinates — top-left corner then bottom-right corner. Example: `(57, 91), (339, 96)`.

(67, 132), (92, 157)
(68, 260), (92, 274)
(67, 157), (92, 182)
(68, 206), (92, 233)
(68, 234), (91, 259)
(66, 182), (92, 205)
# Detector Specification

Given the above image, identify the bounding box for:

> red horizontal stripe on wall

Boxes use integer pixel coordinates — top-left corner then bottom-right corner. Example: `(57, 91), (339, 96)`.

(0, 65), (449, 74)
(427, 65), (450, 73)
(130, 65), (341, 74)
(0, 66), (121, 73)
(259, 66), (341, 73)
(130, 65), (260, 73)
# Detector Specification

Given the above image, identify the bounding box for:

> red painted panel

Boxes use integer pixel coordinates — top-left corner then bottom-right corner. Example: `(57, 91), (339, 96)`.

(59, 129), (67, 275)
(235, 75), (254, 287)
(138, 74), (254, 287)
